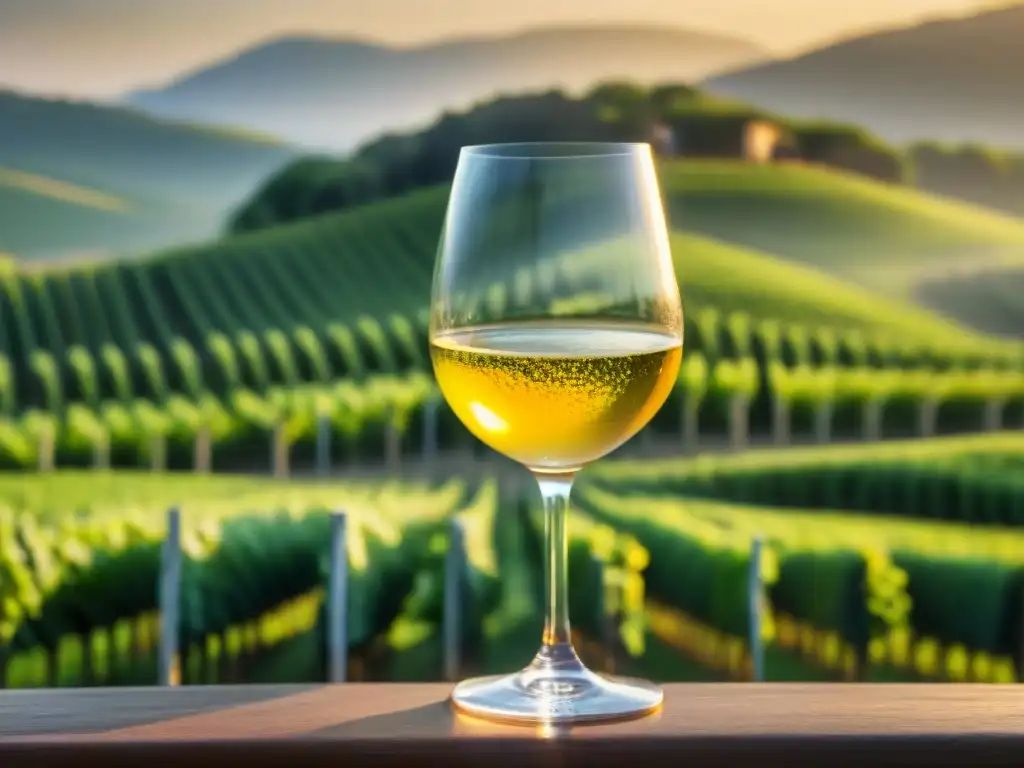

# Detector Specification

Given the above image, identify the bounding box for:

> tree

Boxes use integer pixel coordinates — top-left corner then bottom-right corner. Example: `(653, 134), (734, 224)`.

(712, 358), (760, 451)
(132, 400), (169, 471)
(227, 155), (349, 233)
(677, 354), (708, 453)
(767, 362), (794, 446)
(792, 122), (907, 183)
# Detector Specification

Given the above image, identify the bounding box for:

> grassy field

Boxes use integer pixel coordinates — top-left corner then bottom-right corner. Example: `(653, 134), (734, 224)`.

(0, 176), (218, 263)
(8, 148), (1023, 332)
(0, 168), (132, 213)
(661, 160), (1024, 275)
(916, 265), (1024, 339)
(660, 160), (1024, 334)
(667, 229), (992, 346)
(0, 90), (295, 260)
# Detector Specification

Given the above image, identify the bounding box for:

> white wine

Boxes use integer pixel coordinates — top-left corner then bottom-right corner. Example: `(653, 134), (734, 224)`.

(431, 321), (682, 471)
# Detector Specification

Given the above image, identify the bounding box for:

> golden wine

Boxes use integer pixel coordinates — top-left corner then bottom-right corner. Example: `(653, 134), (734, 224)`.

(431, 322), (682, 471)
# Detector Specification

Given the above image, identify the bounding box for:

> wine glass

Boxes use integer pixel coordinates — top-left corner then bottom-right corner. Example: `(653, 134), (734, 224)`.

(429, 142), (683, 725)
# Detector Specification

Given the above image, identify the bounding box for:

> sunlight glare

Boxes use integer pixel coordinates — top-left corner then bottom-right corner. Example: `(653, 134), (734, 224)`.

(469, 401), (509, 433)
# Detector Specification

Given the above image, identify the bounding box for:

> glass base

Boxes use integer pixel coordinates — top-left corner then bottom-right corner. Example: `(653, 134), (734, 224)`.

(450, 644), (663, 725)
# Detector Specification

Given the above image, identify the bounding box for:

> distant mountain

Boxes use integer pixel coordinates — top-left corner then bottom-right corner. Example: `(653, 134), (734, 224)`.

(125, 25), (767, 150)
(702, 4), (1024, 149)
(0, 90), (296, 260)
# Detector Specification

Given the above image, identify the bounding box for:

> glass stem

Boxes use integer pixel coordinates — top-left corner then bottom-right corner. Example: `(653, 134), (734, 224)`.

(534, 471), (578, 659)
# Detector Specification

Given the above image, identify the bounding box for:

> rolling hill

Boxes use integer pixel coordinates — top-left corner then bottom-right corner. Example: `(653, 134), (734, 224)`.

(0, 161), (1017, 422)
(125, 25), (767, 151)
(668, 230), (997, 344)
(916, 265), (1024, 339)
(0, 157), (1018, 475)
(0, 90), (297, 260)
(702, 3), (1024, 149)
(659, 160), (1024, 336)
(0, 167), (215, 263)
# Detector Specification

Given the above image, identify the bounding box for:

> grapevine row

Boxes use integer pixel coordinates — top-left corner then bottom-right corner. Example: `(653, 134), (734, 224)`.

(0, 345), (1021, 470)
(6, 459), (1022, 686)
(0, 476), (472, 686)
(577, 480), (1023, 684)
(1, 182), (1020, 420)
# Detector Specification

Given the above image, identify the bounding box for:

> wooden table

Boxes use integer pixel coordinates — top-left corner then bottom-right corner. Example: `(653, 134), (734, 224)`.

(1, 683), (1022, 767)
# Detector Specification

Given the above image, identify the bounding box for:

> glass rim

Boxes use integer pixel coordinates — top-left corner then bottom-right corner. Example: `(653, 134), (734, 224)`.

(459, 142), (650, 160)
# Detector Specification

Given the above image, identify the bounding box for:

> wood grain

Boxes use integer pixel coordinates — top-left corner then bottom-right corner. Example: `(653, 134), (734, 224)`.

(0, 684), (1022, 767)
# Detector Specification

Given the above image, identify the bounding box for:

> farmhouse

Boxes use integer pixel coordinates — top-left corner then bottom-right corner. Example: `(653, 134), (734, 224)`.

(651, 115), (784, 163)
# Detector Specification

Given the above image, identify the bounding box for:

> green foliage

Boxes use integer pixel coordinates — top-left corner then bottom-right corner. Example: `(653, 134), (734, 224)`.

(790, 121), (908, 183)
(676, 352), (709, 403)
(229, 81), (908, 231)
(0, 355), (14, 415)
(4, 157), (1022, 433)
(0, 371), (442, 469)
(0, 142), (1022, 481)
(1, 474), (467, 662)
(236, 331), (268, 390)
(100, 345), (132, 402)
(592, 434), (1024, 527)
(293, 326), (330, 382)
(135, 344), (167, 402)
(264, 329), (298, 387)
(29, 351), (61, 412)
(65, 404), (107, 451)
(169, 338), (202, 398)
(910, 142), (1024, 218)
(228, 156), (385, 233)
(893, 552), (1022, 657)
(583, 446), (1024, 678)
(207, 333), (241, 391)
(0, 417), (33, 465)
(772, 550), (869, 650)
(66, 346), (99, 407)
(0, 184), (448, 416)
(712, 357), (760, 402)
(401, 481), (501, 658)
(578, 485), (763, 642)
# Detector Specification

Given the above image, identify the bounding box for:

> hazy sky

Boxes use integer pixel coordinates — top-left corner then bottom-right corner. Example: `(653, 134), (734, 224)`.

(0, 0), (1007, 98)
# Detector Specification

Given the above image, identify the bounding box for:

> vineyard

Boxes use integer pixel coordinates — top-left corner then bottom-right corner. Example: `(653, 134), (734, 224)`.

(3, 433), (1023, 688)
(0, 470), (650, 687)
(583, 433), (1024, 684)
(1, 154), (1023, 688)
(1, 472), (472, 686)
(0, 159), (1021, 473)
